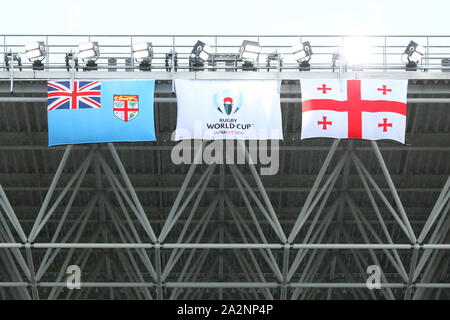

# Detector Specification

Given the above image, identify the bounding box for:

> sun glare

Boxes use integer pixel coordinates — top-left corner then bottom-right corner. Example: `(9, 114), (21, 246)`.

(342, 37), (376, 67)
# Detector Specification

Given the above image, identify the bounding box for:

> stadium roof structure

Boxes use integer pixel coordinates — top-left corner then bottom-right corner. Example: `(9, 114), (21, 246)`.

(0, 35), (449, 300)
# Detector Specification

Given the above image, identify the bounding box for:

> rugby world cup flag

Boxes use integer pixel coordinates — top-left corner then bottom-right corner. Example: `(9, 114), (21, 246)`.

(47, 80), (156, 146)
(300, 79), (408, 144)
(174, 80), (283, 140)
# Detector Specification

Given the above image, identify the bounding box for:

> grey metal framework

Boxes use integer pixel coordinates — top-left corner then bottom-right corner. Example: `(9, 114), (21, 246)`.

(0, 35), (449, 300)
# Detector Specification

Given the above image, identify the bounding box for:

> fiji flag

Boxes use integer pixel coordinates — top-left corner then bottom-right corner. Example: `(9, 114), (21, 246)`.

(47, 80), (156, 146)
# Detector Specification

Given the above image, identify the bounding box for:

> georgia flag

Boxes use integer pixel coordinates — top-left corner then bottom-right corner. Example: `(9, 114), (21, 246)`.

(300, 79), (408, 144)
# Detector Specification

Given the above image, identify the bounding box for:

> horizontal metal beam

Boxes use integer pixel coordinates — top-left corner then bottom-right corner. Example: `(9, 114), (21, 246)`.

(2, 71), (450, 81)
(2, 82), (450, 95)
(1, 173), (445, 187)
(7, 216), (437, 226)
(1, 186), (444, 193)
(1, 282), (450, 289)
(0, 132), (446, 147)
(1, 243), (450, 249)
(0, 145), (448, 152)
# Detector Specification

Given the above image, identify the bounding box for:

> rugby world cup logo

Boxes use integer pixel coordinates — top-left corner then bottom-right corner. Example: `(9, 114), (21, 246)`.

(213, 89), (243, 115)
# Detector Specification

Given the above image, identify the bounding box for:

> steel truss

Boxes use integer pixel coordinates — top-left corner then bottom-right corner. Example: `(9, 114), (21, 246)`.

(0, 139), (449, 300)
(0, 62), (449, 299)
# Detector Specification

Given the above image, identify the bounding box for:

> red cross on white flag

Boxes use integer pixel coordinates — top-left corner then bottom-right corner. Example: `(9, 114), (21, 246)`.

(300, 79), (408, 144)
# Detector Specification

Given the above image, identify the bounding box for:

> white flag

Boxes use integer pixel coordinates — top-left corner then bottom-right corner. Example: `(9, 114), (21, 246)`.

(174, 80), (283, 141)
(300, 79), (408, 144)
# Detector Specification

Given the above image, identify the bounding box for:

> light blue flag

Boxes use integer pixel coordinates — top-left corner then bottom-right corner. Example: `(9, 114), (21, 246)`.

(47, 80), (156, 146)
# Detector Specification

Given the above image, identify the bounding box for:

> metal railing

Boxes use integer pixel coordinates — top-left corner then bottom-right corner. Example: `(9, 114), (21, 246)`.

(2, 34), (450, 72)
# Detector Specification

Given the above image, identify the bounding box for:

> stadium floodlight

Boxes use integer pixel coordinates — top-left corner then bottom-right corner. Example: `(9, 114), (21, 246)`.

(78, 42), (100, 71)
(290, 41), (313, 71)
(192, 40), (213, 62)
(132, 42), (153, 71)
(78, 42), (100, 60)
(132, 42), (153, 60)
(404, 40), (425, 71)
(239, 40), (262, 61)
(24, 41), (46, 70)
(189, 40), (213, 71)
(239, 40), (261, 71)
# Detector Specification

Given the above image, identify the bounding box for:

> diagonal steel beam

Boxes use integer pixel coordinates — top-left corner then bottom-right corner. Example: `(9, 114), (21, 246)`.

(288, 139), (341, 243)
(224, 229), (273, 300)
(404, 245), (420, 300)
(371, 141), (417, 243)
(31, 151), (94, 243)
(352, 153), (411, 239)
(229, 164), (283, 240)
(418, 175), (450, 243)
(0, 210), (31, 280)
(226, 206), (278, 299)
(237, 140), (286, 243)
(158, 141), (205, 243)
(346, 195), (396, 300)
(352, 152), (409, 281)
(104, 199), (157, 281)
(289, 152), (348, 243)
(159, 165), (216, 243)
(413, 201), (450, 281)
(162, 196), (218, 281)
(98, 153), (155, 242)
(24, 245), (39, 299)
(0, 185), (26, 242)
(28, 145), (73, 241)
(0, 248), (31, 300)
(35, 195), (98, 281)
(107, 143), (157, 242)
(288, 199), (339, 281)
(346, 194), (409, 282)
(224, 181), (283, 281)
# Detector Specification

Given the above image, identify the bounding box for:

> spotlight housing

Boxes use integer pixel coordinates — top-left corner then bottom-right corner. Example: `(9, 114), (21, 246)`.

(291, 41), (313, 62)
(239, 40), (262, 62)
(78, 42), (100, 60)
(239, 40), (261, 71)
(404, 41), (425, 71)
(132, 42), (153, 60)
(132, 42), (153, 71)
(78, 42), (100, 70)
(192, 40), (213, 62)
(291, 41), (313, 72)
(24, 41), (46, 71)
(405, 41), (425, 63)
(189, 40), (213, 71)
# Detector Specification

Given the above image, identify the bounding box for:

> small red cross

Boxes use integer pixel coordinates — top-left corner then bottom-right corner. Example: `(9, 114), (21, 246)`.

(378, 118), (393, 132)
(377, 85), (392, 95)
(318, 116), (332, 130)
(317, 84), (332, 94)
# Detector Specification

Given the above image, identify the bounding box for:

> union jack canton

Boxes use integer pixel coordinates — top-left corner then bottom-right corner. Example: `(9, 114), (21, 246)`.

(47, 81), (101, 111)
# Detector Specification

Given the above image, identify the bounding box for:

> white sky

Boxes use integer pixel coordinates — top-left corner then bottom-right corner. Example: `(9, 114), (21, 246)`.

(1, 0), (450, 35)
